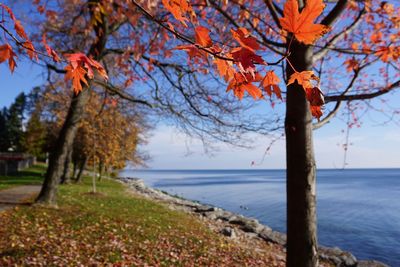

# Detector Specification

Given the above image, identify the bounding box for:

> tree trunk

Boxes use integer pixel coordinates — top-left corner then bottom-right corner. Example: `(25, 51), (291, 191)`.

(36, 89), (90, 204)
(60, 147), (73, 184)
(71, 160), (78, 180)
(98, 159), (103, 181)
(285, 42), (318, 267)
(75, 157), (87, 183)
(35, 0), (106, 205)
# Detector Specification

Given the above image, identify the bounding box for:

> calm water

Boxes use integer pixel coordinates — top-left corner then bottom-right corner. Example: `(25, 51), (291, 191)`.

(119, 169), (400, 266)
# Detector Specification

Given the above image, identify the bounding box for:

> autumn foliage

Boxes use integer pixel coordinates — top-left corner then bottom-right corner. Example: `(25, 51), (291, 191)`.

(158, 0), (331, 119)
(2, 1), (399, 122)
(0, 4), (107, 95)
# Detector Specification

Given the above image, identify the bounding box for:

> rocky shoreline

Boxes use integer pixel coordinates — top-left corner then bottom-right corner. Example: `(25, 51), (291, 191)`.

(119, 177), (389, 267)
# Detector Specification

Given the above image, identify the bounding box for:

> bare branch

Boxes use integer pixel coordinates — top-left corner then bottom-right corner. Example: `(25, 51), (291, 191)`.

(313, 58), (363, 129)
(314, 7), (365, 61)
(321, 0), (348, 27)
(313, 101), (342, 129)
(93, 79), (153, 108)
(263, 0), (282, 29)
(47, 63), (67, 74)
(324, 80), (400, 102)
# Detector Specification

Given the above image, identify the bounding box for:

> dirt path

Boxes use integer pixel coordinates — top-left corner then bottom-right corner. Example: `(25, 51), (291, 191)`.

(0, 185), (41, 212)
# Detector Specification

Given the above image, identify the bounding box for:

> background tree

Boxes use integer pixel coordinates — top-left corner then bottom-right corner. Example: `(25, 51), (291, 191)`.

(0, 93), (26, 152)
(0, 108), (10, 151)
(37, 82), (148, 181)
(22, 87), (48, 160)
(6, 92), (26, 152)
(22, 111), (47, 159)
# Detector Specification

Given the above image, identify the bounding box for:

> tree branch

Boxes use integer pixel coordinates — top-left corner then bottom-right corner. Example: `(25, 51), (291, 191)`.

(263, 0), (282, 28)
(314, 7), (365, 61)
(324, 80), (400, 102)
(93, 80), (153, 108)
(313, 59), (364, 129)
(47, 63), (67, 74)
(312, 101), (341, 129)
(321, 0), (348, 27)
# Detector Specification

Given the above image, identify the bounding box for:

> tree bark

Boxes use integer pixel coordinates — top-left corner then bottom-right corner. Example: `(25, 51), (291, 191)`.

(285, 42), (318, 267)
(60, 147), (73, 184)
(36, 88), (90, 204)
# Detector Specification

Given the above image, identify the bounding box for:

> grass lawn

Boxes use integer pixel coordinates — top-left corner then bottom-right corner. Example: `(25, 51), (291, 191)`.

(0, 168), (284, 266)
(0, 164), (46, 191)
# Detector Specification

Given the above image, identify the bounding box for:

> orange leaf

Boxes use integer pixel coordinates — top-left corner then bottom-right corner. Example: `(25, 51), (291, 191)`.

(310, 105), (323, 120)
(262, 71), (281, 99)
(214, 58), (234, 81)
(23, 41), (38, 61)
(351, 43), (359, 51)
(162, 0), (193, 27)
(174, 44), (207, 61)
(305, 87), (324, 120)
(0, 44), (11, 63)
(370, 32), (382, 44)
(344, 58), (359, 72)
(42, 34), (60, 62)
(65, 65), (88, 94)
(375, 46), (399, 62)
(231, 28), (260, 52)
(287, 70), (319, 90)
(14, 20), (28, 40)
(227, 72), (263, 100)
(279, 0), (330, 44)
(244, 83), (263, 99)
(0, 44), (17, 73)
(195, 26), (212, 47)
(305, 86), (324, 106)
(65, 53), (108, 80)
(0, 4), (16, 21)
(230, 47), (264, 72)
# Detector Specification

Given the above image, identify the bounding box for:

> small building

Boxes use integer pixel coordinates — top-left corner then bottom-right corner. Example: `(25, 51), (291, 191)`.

(0, 153), (36, 176)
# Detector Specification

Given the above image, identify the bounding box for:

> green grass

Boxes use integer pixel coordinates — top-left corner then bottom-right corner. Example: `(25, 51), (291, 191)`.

(0, 164), (45, 190)
(0, 172), (283, 266)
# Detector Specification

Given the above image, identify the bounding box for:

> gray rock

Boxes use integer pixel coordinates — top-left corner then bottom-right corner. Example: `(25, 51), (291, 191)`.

(203, 211), (220, 220)
(258, 228), (287, 246)
(319, 246), (357, 267)
(228, 215), (247, 225)
(357, 260), (390, 267)
(244, 232), (258, 239)
(240, 219), (264, 234)
(216, 211), (235, 221)
(228, 216), (264, 233)
(194, 205), (217, 213)
(220, 227), (237, 238)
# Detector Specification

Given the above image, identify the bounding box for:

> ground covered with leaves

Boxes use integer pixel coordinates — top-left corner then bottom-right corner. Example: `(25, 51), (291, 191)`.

(0, 171), (285, 266)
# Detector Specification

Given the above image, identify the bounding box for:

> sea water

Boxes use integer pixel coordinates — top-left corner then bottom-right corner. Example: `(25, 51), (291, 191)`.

(119, 169), (400, 266)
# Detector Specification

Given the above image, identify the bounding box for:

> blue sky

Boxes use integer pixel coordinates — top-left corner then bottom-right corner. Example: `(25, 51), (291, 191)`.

(4, 60), (399, 169)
